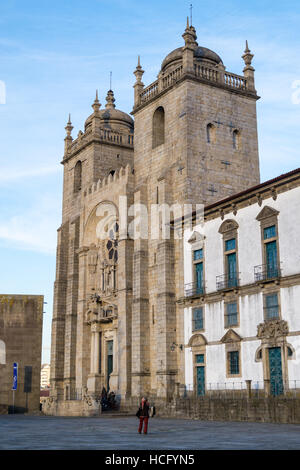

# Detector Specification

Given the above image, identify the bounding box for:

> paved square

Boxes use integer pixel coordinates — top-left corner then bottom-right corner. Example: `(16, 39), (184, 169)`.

(0, 415), (299, 450)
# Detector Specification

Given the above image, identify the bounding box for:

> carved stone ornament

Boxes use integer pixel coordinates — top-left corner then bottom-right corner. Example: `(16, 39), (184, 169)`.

(188, 333), (207, 347)
(256, 205), (279, 221)
(257, 319), (289, 339)
(188, 231), (204, 244)
(221, 329), (242, 344)
(218, 219), (239, 234)
(85, 293), (118, 325)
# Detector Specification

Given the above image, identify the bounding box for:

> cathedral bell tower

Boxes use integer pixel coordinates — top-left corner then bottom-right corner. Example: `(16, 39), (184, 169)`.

(131, 20), (260, 399)
(50, 89), (134, 406)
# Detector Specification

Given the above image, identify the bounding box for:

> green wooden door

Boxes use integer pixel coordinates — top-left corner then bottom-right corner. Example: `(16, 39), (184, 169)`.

(107, 340), (113, 391)
(196, 366), (205, 396)
(268, 347), (283, 396)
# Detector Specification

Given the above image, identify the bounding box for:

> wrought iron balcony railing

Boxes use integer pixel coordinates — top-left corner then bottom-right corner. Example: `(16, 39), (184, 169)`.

(254, 264), (281, 282)
(184, 282), (204, 297)
(216, 273), (240, 291)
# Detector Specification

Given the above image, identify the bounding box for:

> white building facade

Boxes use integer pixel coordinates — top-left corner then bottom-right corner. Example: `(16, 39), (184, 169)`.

(41, 364), (51, 389)
(180, 168), (300, 397)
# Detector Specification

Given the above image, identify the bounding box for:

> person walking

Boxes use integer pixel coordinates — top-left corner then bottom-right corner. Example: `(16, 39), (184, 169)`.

(137, 397), (150, 434)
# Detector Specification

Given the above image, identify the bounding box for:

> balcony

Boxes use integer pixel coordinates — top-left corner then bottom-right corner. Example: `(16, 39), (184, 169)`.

(254, 264), (281, 282)
(216, 274), (240, 291)
(184, 282), (204, 298)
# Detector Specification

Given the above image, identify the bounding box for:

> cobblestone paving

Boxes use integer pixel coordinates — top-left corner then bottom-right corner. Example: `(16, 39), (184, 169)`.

(0, 415), (300, 450)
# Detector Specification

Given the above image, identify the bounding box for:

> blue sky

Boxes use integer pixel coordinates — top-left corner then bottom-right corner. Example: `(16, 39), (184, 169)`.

(0, 0), (300, 362)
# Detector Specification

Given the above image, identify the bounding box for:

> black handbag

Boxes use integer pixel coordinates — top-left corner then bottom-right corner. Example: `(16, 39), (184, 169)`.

(136, 408), (141, 418)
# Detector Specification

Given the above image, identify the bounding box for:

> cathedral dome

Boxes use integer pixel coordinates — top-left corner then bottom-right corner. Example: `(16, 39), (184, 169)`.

(161, 46), (223, 73)
(85, 90), (134, 132)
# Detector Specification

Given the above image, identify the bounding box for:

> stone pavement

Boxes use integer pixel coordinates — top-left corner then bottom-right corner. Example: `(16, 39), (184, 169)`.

(0, 415), (300, 450)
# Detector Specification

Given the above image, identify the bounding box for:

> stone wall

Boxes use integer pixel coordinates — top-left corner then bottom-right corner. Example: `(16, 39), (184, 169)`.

(0, 294), (43, 413)
(120, 396), (300, 424)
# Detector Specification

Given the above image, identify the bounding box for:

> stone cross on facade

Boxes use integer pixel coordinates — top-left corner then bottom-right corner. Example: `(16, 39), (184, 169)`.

(221, 160), (231, 169)
(208, 185), (218, 196)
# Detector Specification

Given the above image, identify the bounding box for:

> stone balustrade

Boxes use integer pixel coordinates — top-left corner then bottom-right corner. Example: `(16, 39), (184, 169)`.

(195, 64), (219, 83)
(69, 129), (133, 155)
(99, 129), (133, 146)
(162, 65), (183, 89)
(224, 71), (248, 90)
(140, 80), (159, 102)
(138, 63), (251, 106)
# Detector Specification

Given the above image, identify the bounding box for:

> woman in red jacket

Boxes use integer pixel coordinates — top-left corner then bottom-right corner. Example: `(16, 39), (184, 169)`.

(137, 397), (150, 434)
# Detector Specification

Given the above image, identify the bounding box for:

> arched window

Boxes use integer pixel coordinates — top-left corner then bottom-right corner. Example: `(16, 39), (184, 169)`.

(0, 340), (6, 364)
(152, 107), (165, 148)
(233, 130), (240, 150)
(74, 160), (82, 192)
(255, 347), (263, 362)
(287, 345), (295, 359)
(206, 123), (215, 144)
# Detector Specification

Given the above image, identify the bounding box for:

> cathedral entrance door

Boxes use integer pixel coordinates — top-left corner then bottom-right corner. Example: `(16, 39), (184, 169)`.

(107, 340), (113, 391)
(268, 347), (284, 396)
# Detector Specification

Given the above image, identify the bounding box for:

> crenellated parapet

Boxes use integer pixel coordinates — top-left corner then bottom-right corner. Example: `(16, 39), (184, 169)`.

(83, 164), (133, 199)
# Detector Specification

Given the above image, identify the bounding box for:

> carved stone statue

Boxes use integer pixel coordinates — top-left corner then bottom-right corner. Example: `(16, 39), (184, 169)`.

(85, 292), (118, 325)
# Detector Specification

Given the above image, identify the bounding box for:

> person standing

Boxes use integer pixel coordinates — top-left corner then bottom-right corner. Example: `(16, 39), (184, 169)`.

(137, 397), (150, 434)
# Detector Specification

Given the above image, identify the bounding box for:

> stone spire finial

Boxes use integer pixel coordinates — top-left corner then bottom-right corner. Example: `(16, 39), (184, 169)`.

(182, 19), (198, 73)
(92, 90), (101, 113)
(133, 56), (145, 108)
(105, 89), (116, 109)
(182, 17), (197, 48)
(64, 114), (73, 155)
(65, 113), (73, 138)
(134, 55), (144, 83)
(242, 40), (256, 92)
(242, 40), (254, 67)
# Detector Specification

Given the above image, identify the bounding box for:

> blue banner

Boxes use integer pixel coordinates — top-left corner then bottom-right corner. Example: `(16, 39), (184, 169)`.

(12, 362), (18, 391)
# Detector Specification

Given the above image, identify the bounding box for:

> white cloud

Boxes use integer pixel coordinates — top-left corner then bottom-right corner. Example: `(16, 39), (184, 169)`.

(0, 196), (60, 254)
(0, 166), (60, 184)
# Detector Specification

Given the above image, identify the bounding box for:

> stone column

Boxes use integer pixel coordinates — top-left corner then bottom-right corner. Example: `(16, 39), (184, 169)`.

(94, 331), (100, 374)
(75, 246), (90, 395)
(155, 178), (177, 400)
(90, 329), (95, 373)
(117, 227), (134, 399)
(50, 222), (69, 400)
(63, 216), (80, 400)
(87, 323), (102, 396)
(264, 379), (271, 397)
(131, 186), (150, 397)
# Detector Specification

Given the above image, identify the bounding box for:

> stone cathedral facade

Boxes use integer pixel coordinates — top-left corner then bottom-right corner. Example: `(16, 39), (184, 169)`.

(48, 21), (260, 415)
